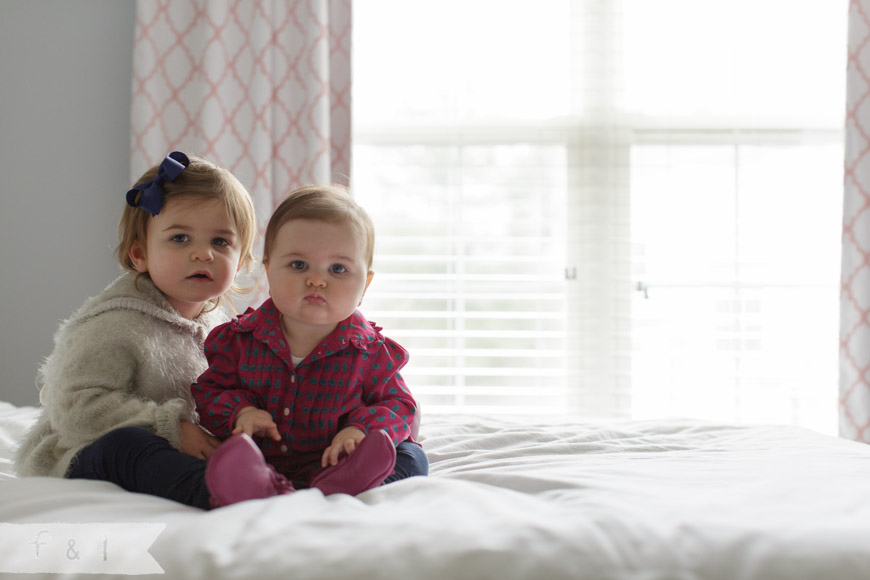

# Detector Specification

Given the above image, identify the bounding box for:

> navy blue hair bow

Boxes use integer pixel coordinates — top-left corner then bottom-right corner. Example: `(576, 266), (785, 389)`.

(125, 151), (190, 216)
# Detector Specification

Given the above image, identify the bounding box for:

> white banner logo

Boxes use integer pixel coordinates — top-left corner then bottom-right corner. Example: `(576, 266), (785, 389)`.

(0, 523), (165, 575)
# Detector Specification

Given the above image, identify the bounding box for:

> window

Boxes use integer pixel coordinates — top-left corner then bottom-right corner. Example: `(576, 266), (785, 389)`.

(352, 0), (847, 433)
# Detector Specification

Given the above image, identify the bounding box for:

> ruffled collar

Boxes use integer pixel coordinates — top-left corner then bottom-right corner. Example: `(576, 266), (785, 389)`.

(231, 299), (384, 365)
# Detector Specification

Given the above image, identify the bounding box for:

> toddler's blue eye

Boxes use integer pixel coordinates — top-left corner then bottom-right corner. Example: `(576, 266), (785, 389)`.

(213, 238), (229, 247)
(330, 264), (347, 274)
(290, 260), (306, 270)
(171, 234), (189, 243)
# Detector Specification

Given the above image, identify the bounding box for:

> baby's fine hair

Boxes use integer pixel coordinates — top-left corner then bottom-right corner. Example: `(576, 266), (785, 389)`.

(116, 154), (258, 307)
(263, 184), (375, 269)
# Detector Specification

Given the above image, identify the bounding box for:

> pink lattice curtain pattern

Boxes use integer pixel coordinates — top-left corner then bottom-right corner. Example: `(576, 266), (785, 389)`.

(842, 0), (870, 441)
(130, 0), (351, 224)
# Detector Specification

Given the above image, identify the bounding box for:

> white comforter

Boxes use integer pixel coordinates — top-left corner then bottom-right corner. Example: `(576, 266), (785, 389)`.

(1, 401), (869, 579)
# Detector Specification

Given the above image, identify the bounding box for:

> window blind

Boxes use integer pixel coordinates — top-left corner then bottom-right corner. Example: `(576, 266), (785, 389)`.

(353, 140), (570, 414)
(351, 0), (847, 431)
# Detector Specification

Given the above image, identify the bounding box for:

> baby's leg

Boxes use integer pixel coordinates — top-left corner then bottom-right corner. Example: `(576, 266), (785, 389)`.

(67, 427), (211, 509)
(382, 440), (428, 485)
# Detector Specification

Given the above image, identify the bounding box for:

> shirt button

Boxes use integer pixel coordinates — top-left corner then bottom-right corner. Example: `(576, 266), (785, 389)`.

(280, 445), (288, 453)
(283, 408), (290, 416)
(291, 375), (296, 383)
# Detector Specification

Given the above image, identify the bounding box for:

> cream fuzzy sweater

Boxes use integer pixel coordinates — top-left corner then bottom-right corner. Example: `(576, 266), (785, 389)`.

(15, 273), (226, 478)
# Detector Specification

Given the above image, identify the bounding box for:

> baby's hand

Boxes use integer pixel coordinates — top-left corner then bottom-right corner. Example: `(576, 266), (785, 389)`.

(232, 406), (281, 441)
(321, 426), (366, 467)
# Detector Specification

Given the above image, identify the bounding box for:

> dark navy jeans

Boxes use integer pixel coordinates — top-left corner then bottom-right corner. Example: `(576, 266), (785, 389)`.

(67, 427), (428, 510)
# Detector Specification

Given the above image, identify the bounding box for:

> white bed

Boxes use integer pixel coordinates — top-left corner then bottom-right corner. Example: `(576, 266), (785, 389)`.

(2, 400), (870, 579)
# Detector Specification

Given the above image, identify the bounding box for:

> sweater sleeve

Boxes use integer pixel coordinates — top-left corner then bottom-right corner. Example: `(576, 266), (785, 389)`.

(191, 323), (261, 438)
(346, 338), (418, 445)
(41, 315), (189, 451)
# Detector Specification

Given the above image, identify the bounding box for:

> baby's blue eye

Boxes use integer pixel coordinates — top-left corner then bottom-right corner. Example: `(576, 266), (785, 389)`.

(171, 234), (190, 243)
(290, 260), (306, 270)
(213, 238), (229, 247)
(330, 264), (347, 274)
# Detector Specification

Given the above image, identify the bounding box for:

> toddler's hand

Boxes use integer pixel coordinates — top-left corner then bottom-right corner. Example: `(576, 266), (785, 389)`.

(232, 406), (281, 441)
(179, 420), (220, 459)
(321, 426), (366, 467)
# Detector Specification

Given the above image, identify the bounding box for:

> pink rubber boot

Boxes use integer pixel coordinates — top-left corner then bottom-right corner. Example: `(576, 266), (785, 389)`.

(310, 430), (397, 496)
(205, 433), (295, 508)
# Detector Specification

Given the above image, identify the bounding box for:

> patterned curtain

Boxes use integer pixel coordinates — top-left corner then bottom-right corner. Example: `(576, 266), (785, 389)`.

(130, 0), (352, 301)
(842, 0), (870, 441)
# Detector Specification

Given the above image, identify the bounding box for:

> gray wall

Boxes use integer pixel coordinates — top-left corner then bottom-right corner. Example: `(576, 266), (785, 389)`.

(0, 1), (136, 406)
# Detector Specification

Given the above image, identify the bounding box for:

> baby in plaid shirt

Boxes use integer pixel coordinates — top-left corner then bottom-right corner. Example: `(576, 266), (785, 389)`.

(192, 185), (427, 493)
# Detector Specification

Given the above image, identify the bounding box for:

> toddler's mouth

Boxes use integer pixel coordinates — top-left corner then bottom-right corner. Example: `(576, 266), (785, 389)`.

(189, 272), (212, 280)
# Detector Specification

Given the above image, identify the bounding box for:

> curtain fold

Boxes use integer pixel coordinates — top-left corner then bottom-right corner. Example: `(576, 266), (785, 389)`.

(130, 0), (351, 269)
(841, 0), (870, 442)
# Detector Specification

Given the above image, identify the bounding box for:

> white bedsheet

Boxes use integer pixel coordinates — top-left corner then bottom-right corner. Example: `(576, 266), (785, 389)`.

(1, 401), (870, 579)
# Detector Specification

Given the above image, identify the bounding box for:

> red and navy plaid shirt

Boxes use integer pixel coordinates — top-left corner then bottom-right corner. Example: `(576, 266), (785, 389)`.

(192, 299), (417, 481)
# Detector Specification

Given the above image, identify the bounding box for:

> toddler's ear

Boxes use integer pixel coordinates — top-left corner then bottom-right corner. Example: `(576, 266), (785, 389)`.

(128, 241), (148, 273)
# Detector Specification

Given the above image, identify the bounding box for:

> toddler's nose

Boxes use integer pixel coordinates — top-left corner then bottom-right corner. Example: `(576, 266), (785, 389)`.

(192, 244), (214, 262)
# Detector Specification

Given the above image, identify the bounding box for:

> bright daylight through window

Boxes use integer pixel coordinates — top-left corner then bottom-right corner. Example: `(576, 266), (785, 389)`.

(352, 0), (847, 435)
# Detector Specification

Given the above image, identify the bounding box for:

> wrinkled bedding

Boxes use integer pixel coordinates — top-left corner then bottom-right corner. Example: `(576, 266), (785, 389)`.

(2, 401), (870, 579)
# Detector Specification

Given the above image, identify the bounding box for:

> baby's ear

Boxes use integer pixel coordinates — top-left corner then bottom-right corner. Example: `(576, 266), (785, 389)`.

(128, 241), (148, 273)
(359, 271), (375, 305)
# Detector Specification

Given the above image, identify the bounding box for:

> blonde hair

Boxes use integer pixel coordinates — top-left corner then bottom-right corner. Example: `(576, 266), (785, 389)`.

(263, 184), (375, 269)
(116, 154), (257, 311)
